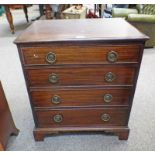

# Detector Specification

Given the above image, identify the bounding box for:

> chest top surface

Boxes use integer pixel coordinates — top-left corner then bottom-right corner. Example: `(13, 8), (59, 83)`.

(14, 18), (148, 44)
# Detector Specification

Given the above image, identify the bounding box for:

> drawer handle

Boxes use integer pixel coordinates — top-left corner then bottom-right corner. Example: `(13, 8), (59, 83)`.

(101, 113), (111, 122)
(46, 52), (56, 64)
(49, 73), (59, 84)
(107, 51), (118, 63)
(104, 94), (113, 103)
(53, 114), (63, 123)
(105, 72), (116, 82)
(52, 95), (61, 105)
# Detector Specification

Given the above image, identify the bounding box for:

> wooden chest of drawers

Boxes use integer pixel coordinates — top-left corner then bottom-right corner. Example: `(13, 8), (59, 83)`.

(14, 19), (148, 141)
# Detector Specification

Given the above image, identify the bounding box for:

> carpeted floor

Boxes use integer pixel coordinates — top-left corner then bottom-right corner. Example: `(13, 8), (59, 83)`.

(0, 5), (155, 151)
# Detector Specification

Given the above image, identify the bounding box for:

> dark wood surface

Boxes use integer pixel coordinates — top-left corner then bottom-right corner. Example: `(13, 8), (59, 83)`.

(36, 107), (129, 127)
(0, 81), (19, 151)
(14, 18), (148, 44)
(21, 44), (141, 65)
(31, 87), (132, 107)
(26, 65), (136, 86)
(15, 19), (147, 141)
(33, 126), (130, 141)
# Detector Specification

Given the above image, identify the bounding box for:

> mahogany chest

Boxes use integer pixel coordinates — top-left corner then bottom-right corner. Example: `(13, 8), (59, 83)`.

(14, 19), (148, 141)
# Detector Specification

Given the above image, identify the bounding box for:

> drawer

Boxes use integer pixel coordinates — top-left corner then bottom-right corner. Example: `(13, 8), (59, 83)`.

(35, 108), (129, 128)
(26, 65), (136, 87)
(21, 45), (140, 65)
(31, 87), (132, 107)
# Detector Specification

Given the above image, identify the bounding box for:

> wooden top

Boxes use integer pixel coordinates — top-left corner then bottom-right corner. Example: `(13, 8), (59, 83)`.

(14, 18), (149, 44)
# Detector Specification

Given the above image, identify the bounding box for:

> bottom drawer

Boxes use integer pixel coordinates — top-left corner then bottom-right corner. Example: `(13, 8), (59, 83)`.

(36, 108), (129, 128)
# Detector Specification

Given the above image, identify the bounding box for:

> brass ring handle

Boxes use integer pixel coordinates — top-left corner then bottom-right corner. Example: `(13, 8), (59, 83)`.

(101, 113), (111, 122)
(104, 94), (113, 103)
(105, 72), (116, 82)
(46, 52), (56, 64)
(49, 73), (59, 84)
(53, 114), (63, 123)
(107, 51), (118, 63)
(52, 95), (61, 105)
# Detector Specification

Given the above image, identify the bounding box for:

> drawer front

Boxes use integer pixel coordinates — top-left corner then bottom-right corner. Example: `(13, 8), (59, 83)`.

(21, 45), (140, 65)
(36, 108), (129, 127)
(31, 88), (132, 107)
(26, 66), (136, 87)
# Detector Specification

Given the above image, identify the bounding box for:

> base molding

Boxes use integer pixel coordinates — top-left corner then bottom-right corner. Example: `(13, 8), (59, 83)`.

(33, 126), (129, 141)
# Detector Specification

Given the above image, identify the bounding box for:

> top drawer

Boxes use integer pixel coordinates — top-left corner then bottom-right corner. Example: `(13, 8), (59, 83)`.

(21, 44), (140, 65)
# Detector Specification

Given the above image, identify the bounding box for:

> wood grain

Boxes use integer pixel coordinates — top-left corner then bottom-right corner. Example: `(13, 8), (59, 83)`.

(26, 65), (137, 87)
(21, 44), (140, 65)
(14, 18), (148, 44)
(14, 18), (147, 141)
(31, 87), (132, 107)
(36, 107), (129, 127)
(33, 126), (130, 141)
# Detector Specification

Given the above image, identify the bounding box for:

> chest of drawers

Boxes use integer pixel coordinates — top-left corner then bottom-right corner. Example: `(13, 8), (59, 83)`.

(14, 19), (148, 141)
